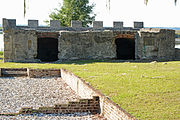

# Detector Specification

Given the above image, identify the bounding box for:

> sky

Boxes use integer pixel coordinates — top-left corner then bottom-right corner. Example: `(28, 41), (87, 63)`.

(0, 0), (180, 27)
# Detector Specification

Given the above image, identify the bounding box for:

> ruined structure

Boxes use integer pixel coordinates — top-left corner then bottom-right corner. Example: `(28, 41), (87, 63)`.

(2, 18), (177, 62)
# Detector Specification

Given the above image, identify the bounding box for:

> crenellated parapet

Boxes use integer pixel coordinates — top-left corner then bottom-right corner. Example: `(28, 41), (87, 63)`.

(50, 20), (61, 28)
(134, 21), (144, 29)
(3, 18), (176, 62)
(93, 21), (103, 28)
(3, 18), (16, 31)
(28, 20), (38, 27)
(113, 21), (123, 28)
(2, 18), (144, 30)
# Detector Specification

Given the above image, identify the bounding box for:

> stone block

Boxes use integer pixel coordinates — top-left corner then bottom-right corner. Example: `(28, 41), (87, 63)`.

(134, 22), (144, 28)
(93, 21), (103, 28)
(50, 20), (61, 28)
(71, 20), (82, 28)
(113, 21), (123, 28)
(175, 48), (180, 59)
(28, 20), (38, 27)
(8, 19), (16, 28)
(3, 18), (16, 29)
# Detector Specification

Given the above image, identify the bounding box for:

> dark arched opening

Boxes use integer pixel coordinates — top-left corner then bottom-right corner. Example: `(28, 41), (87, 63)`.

(115, 38), (135, 60)
(37, 37), (58, 62)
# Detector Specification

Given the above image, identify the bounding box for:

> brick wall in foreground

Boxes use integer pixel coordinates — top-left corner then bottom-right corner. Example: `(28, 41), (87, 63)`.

(19, 96), (100, 115)
(61, 69), (136, 120)
(0, 68), (61, 78)
(0, 68), (136, 119)
(27, 69), (61, 78)
(0, 96), (100, 116)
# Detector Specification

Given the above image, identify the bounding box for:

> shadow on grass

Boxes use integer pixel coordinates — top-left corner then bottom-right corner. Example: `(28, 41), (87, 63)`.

(26, 59), (180, 65)
(0, 50), (179, 65)
(1, 58), (180, 65)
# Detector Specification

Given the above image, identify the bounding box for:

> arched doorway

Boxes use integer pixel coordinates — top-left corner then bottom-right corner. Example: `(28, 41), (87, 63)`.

(37, 37), (58, 62)
(115, 38), (135, 60)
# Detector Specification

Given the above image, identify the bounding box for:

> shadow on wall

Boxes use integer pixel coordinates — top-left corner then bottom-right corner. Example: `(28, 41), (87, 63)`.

(37, 37), (58, 62)
(115, 38), (135, 60)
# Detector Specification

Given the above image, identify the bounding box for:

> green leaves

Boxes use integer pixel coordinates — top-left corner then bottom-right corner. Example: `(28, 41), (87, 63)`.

(49, 0), (96, 27)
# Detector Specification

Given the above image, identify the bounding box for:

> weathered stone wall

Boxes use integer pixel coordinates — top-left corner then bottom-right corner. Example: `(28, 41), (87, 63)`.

(58, 31), (116, 61)
(3, 29), (37, 62)
(175, 48), (180, 60)
(137, 28), (175, 60)
(3, 18), (176, 62)
(61, 69), (136, 120)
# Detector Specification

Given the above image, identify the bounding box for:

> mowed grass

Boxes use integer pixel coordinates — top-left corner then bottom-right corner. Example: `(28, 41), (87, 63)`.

(0, 54), (179, 120)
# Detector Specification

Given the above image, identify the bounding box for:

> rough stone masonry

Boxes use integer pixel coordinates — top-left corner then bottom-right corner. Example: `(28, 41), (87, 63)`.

(2, 18), (178, 62)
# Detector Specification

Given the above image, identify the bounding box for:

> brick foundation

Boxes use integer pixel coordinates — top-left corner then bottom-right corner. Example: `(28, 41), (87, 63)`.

(61, 69), (136, 120)
(0, 96), (100, 116)
(27, 69), (61, 78)
(1, 68), (27, 77)
(19, 96), (100, 115)
(0, 68), (136, 119)
(0, 68), (61, 78)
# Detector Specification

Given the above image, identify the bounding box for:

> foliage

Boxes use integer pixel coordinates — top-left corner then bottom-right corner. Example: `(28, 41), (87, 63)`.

(0, 51), (3, 58)
(0, 55), (179, 120)
(23, 0), (178, 17)
(48, 0), (95, 27)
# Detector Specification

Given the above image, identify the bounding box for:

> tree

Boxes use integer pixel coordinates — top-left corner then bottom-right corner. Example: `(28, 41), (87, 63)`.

(48, 0), (95, 27)
(23, 0), (178, 17)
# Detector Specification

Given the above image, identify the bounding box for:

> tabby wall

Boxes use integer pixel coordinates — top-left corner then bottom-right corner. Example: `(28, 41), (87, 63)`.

(175, 48), (180, 60)
(137, 28), (175, 60)
(3, 29), (38, 62)
(3, 18), (176, 62)
(58, 31), (116, 61)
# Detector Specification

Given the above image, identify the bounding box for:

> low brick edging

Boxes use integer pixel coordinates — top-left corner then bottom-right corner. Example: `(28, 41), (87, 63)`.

(0, 68), (61, 78)
(19, 96), (100, 115)
(27, 69), (61, 78)
(0, 68), (28, 77)
(0, 96), (100, 116)
(61, 69), (136, 120)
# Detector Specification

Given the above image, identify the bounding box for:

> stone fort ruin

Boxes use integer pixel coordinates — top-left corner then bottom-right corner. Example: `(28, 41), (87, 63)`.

(2, 18), (180, 62)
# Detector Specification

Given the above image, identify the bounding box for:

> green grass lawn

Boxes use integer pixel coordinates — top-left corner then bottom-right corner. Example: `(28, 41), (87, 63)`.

(0, 54), (179, 120)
